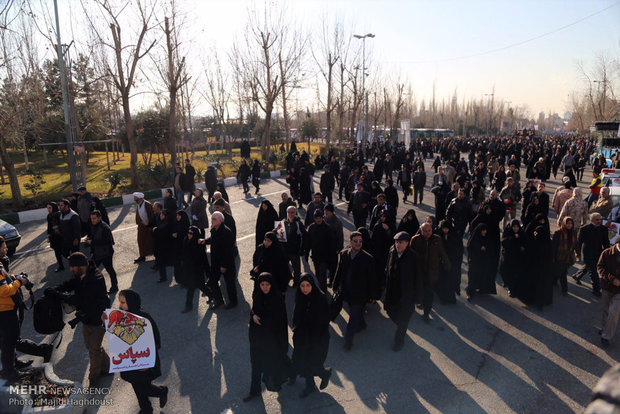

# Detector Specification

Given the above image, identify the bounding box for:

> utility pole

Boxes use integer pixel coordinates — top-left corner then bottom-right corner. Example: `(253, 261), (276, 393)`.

(53, 0), (78, 191)
(484, 93), (494, 136)
(353, 33), (375, 159)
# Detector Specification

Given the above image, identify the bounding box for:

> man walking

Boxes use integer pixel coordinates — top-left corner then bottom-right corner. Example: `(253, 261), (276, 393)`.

(134, 192), (154, 263)
(575, 213), (610, 297)
(282, 206), (307, 286)
(86, 210), (118, 293)
(348, 183), (371, 230)
(58, 198), (81, 262)
(203, 212), (237, 309)
(306, 210), (334, 291)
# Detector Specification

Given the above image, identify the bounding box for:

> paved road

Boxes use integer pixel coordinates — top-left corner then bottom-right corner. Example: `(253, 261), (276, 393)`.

(3, 158), (618, 414)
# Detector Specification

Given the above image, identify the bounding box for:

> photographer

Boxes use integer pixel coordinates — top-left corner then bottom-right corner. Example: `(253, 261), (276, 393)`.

(45, 252), (110, 386)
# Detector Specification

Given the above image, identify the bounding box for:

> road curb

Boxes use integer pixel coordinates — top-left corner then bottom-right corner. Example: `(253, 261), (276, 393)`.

(1, 169), (285, 225)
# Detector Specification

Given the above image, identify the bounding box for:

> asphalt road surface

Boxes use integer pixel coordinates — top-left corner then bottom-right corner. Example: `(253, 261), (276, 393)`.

(3, 157), (618, 414)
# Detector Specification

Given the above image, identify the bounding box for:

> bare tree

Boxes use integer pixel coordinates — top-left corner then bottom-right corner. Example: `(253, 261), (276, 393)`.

(202, 49), (230, 154)
(83, 0), (156, 188)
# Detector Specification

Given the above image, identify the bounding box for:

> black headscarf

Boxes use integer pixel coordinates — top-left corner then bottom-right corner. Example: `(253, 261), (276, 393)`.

(356, 227), (371, 252)
(468, 223), (488, 250)
(120, 289), (142, 313)
(48, 202), (59, 213)
(397, 209), (420, 235)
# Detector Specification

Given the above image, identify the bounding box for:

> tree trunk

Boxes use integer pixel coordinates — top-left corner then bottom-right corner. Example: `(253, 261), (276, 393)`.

(0, 135), (23, 207)
(326, 60), (333, 150)
(122, 93), (139, 188)
(263, 103), (273, 161)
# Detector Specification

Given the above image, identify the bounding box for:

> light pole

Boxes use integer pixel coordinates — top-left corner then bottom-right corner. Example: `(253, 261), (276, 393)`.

(53, 0), (78, 191)
(353, 33), (375, 158)
(484, 93), (494, 136)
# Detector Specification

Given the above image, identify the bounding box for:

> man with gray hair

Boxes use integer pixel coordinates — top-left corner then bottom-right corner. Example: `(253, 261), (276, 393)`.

(575, 212), (610, 297)
(282, 205), (307, 286)
(590, 187), (613, 219)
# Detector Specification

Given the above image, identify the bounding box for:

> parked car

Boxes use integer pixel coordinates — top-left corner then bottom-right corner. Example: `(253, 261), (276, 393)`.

(0, 219), (21, 255)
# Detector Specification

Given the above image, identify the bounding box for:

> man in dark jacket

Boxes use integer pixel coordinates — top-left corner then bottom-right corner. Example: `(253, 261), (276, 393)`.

(598, 243), (620, 346)
(410, 223), (450, 322)
(304, 193), (326, 228)
(320, 165), (335, 204)
(446, 189), (474, 238)
(339, 164), (351, 200)
(203, 212), (237, 309)
(333, 232), (375, 351)
(174, 166), (189, 210)
(348, 183), (371, 230)
(385, 231), (422, 351)
(205, 165), (218, 203)
(575, 213), (610, 297)
(530, 182), (550, 217)
(213, 199), (236, 240)
(47, 252), (110, 385)
(58, 199), (81, 261)
(282, 206), (307, 286)
(384, 179), (399, 210)
(278, 192), (296, 220)
(306, 210), (334, 291)
(86, 210), (117, 293)
(163, 189), (177, 217)
(413, 166), (426, 205)
(369, 193), (396, 230)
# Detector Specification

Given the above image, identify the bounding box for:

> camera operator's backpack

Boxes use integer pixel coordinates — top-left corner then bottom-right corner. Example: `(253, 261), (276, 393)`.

(33, 296), (65, 334)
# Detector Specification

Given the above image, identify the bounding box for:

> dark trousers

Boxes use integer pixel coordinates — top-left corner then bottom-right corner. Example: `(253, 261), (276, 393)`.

(0, 310), (19, 373)
(288, 254), (301, 284)
(339, 184), (345, 199)
(323, 191), (333, 204)
(185, 287), (196, 309)
(250, 358), (262, 394)
(242, 180), (250, 193)
(95, 255), (117, 287)
(130, 378), (166, 413)
(344, 303), (366, 343)
(209, 266), (237, 305)
(554, 264), (569, 293)
(394, 310), (415, 345)
(53, 246), (64, 268)
(312, 260), (329, 292)
(353, 212), (367, 230)
(413, 186), (423, 204)
(423, 284), (435, 316)
(577, 261), (601, 292)
(157, 262), (168, 281)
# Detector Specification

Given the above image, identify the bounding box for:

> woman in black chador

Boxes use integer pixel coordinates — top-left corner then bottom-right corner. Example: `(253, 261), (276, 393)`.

(466, 223), (498, 301)
(252, 232), (291, 295)
(517, 225), (554, 309)
(397, 209), (420, 236)
(243, 273), (292, 402)
(436, 220), (462, 304)
(255, 200), (279, 248)
(180, 226), (209, 313)
(291, 273), (332, 398)
(500, 219), (525, 297)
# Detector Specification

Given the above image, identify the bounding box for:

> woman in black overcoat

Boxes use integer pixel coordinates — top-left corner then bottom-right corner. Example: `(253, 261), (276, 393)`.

(436, 220), (462, 304)
(518, 225), (554, 309)
(292, 273), (332, 398)
(466, 223), (497, 300)
(243, 273), (292, 402)
(397, 209), (420, 236)
(252, 232), (291, 294)
(298, 167), (313, 208)
(109, 290), (168, 413)
(172, 210), (190, 284)
(180, 226), (209, 313)
(500, 219), (525, 297)
(153, 210), (173, 283)
(255, 200), (279, 248)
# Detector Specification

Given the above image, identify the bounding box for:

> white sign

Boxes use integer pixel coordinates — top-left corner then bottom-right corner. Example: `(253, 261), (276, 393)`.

(105, 309), (156, 373)
(603, 220), (620, 245)
(274, 220), (287, 243)
(400, 120), (411, 147)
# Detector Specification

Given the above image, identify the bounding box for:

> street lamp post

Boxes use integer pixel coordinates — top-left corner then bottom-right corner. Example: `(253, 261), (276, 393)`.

(353, 33), (375, 158)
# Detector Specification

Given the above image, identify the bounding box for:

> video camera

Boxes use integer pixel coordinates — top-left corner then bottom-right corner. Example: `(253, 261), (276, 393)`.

(18, 272), (33, 290)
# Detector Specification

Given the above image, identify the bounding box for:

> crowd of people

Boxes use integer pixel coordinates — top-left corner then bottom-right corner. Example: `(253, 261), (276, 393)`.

(1, 136), (620, 411)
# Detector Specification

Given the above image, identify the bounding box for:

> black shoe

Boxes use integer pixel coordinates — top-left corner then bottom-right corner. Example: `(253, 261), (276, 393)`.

(601, 337), (610, 348)
(15, 359), (33, 369)
(224, 303), (238, 310)
(593, 290), (602, 298)
(392, 341), (404, 352)
(54, 267), (65, 273)
(108, 285), (118, 294)
(181, 307), (192, 314)
(299, 385), (317, 398)
(134, 257), (146, 263)
(160, 386), (168, 408)
(343, 340), (353, 351)
(319, 368), (332, 390)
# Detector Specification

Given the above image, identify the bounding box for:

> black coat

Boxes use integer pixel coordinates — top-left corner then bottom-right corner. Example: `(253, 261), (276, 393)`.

(163, 196), (177, 217)
(384, 185), (399, 210)
(252, 242), (291, 294)
(397, 210), (420, 236)
(282, 217), (307, 255)
(304, 201), (326, 227)
(299, 168), (313, 205)
(89, 221), (114, 260)
(467, 224), (497, 295)
(384, 246), (422, 324)
(56, 263), (110, 326)
(518, 229), (553, 307)
(278, 198), (296, 220)
(446, 197), (474, 235)
(320, 171), (335, 194)
(333, 248), (375, 305)
(306, 221), (334, 264)
(120, 310), (162, 382)
(205, 168), (218, 193)
(436, 228), (462, 304)
(577, 223), (610, 264)
(206, 224), (236, 272)
(47, 211), (62, 250)
(172, 212), (190, 265)
(500, 224), (525, 291)
(153, 216), (174, 266)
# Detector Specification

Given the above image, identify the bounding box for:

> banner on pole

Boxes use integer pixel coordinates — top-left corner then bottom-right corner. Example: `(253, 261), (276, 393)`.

(105, 309), (156, 373)
(400, 120), (411, 147)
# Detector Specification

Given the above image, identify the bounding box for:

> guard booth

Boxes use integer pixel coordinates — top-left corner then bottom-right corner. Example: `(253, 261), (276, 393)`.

(592, 121), (620, 167)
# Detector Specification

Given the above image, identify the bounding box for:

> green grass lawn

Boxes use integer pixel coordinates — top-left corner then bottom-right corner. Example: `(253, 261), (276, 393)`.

(0, 142), (325, 212)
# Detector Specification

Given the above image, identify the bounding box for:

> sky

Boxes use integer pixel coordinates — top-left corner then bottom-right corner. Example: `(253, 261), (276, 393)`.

(55, 0), (620, 118)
